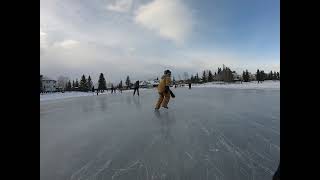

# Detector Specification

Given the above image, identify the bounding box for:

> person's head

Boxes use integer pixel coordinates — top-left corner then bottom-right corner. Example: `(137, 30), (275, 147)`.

(164, 70), (171, 76)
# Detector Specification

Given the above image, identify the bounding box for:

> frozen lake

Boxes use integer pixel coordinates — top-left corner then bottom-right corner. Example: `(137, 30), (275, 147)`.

(40, 87), (280, 180)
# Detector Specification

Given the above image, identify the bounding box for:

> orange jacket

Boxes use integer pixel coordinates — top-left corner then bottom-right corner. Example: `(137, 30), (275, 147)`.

(158, 74), (171, 93)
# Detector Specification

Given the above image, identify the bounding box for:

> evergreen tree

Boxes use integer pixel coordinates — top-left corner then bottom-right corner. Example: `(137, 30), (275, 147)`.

(208, 70), (213, 82)
(190, 75), (194, 83)
(65, 82), (68, 91)
(72, 80), (75, 90)
(224, 67), (234, 82)
(87, 76), (93, 90)
(243, 70), (250, 82)
(125, 75), (131, 89)
(202, 70), (207, 83)
(40, 75), (43, 93)
(257, 69), (261, 82)
(119, 80), (123, 88)
(67, 81), (72, 91)
(92, 86), (95, 92)
(273, 71), (277, 80)
(242, 71), (245, 82)
(80, 74), (88, 92)
(261, 71), (265, 81)
(75, 79), (79, 91)
(269, 71), (273, 80)
(98, 73), (107, 91)
(218, 68), (221, 74)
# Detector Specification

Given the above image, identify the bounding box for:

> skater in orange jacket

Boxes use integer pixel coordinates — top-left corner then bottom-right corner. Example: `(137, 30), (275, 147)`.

(155, 70), (175, 109)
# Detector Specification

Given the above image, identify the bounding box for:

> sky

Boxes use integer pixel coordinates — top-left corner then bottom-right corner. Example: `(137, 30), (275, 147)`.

(40, 0), (280, 83)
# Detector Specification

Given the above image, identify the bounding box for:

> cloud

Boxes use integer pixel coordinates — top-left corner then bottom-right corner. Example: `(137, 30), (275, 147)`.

(107, 0), (133, 13)
(134, 0), (194, 44)
(54, 39), (79, 48)
(40, 28), (47, 49)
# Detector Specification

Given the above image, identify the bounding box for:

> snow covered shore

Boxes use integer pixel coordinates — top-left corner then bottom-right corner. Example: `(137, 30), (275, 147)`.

(40, 81), (279, 101)
(192, 80), (280, 90)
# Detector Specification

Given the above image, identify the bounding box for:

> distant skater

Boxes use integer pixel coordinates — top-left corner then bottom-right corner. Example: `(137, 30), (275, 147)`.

(188, 83), (191, 89)
(111, 84), (115, 93)
(133, 80), (140, 96)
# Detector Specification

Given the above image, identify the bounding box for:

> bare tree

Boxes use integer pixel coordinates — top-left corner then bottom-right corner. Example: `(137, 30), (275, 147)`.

(183, 72), (189, 81)
(57, 76), (70, 89)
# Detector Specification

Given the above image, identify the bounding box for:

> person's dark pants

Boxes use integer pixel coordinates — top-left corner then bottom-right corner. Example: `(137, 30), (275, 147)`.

(133, 88), (139, 96)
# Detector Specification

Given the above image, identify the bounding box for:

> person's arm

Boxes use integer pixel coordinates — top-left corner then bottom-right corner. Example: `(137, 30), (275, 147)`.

(169, 89), (175, 98)
(164, 86), (170, 93)
(164, 77), (171, 93)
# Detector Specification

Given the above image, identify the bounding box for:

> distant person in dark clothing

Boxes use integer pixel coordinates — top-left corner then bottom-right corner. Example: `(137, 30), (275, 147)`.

(133, 80), (140, 96)
(273, 163), (280, 180)
(188, 83), (191, 89)
(111, 84), (115, 93)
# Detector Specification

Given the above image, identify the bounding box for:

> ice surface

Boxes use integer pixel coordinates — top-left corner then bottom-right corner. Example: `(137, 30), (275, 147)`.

(41, 87), (280, 180)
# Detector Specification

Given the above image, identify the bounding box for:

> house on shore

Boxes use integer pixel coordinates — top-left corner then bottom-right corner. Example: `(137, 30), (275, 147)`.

(42, 76), (57, 92)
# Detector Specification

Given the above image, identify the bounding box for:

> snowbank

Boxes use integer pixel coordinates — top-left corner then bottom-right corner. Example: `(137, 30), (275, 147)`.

(192, 80), (280, 90)
(40, 88), (153, 102)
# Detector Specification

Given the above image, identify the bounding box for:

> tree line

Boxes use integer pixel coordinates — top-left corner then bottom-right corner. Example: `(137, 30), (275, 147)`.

(63, 73), (133, 92)
(64, 74), (94, 92)
(181, 66), (280, 84)
(41, 66), (280, 93)
(188, 66), (235, 83)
